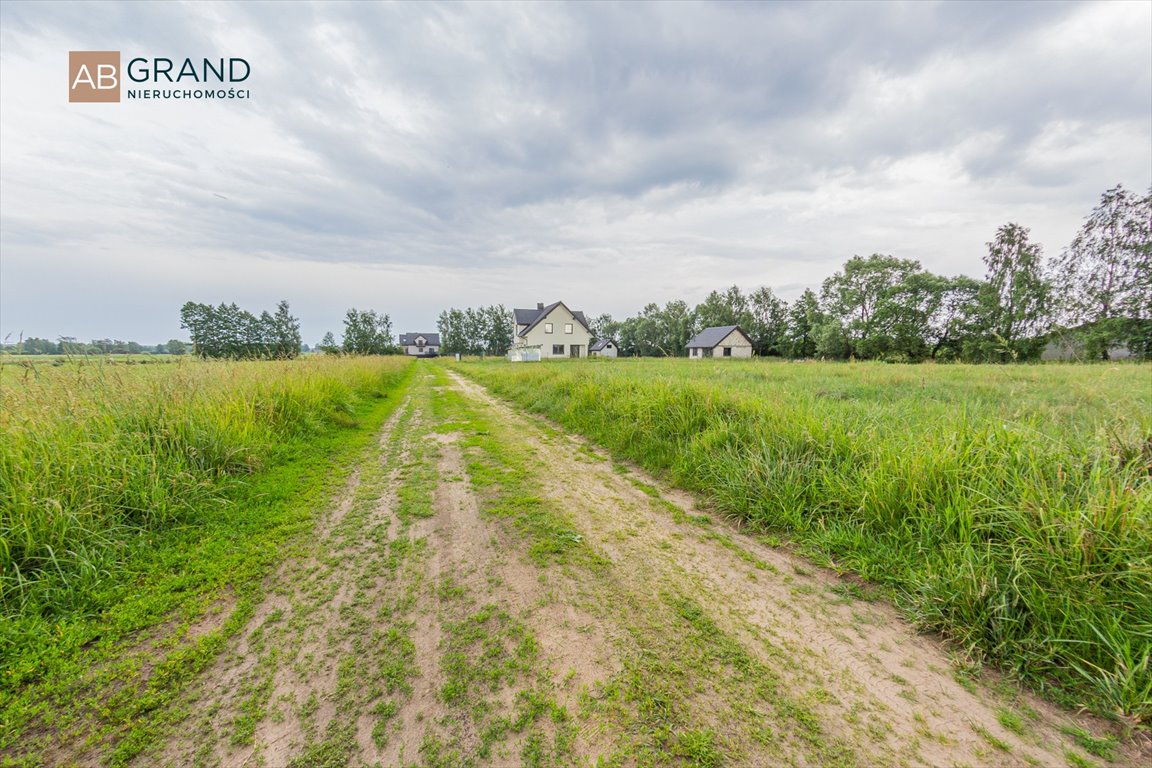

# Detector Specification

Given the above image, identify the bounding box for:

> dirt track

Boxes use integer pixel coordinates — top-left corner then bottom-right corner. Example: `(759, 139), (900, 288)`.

(133, 365), (1137, 768)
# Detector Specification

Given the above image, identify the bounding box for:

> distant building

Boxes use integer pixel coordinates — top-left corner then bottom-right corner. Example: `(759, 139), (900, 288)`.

(399, 333), (440, 357)
(589, 339), (618, 358)
(510, 301), (592, 360)
(686, 325), (753, 359)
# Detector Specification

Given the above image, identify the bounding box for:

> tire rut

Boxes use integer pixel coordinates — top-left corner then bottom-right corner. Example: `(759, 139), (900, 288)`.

(446, 369), (1139, 768)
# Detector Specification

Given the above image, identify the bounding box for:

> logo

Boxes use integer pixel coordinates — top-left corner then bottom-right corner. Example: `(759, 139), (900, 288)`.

(69, 51), (121, 102)
(68, 52), (252, 103)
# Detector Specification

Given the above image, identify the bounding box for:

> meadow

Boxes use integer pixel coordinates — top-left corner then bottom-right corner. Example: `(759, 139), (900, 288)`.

(0, 356), (412, 691)
(453, 358), (1152, 723)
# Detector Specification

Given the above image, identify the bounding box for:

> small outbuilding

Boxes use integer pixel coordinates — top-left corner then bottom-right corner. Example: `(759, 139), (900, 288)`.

(686, 325), (753, 359)
(589, 339), (618, 358)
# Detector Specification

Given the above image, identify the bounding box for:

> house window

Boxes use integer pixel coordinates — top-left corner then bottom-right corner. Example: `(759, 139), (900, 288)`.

(552, 344), (564, 355)
(565, 323), (573, 334)
(545, 323), (553, 333)
(723, 347), (732, 357)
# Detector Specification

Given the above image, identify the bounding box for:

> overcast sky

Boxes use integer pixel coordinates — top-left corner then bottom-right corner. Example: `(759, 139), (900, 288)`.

(1, 1), (1149, 345)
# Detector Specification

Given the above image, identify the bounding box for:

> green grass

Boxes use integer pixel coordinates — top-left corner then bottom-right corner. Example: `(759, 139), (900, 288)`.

(0, 355), (413, 764)
(1060, 724), (1120, 759)
(450, 357), (1152, 723)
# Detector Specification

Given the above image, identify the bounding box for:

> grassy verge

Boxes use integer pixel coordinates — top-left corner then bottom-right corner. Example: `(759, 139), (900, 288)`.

(0, 355), (413, 765)
(449, 358), (1152, 726)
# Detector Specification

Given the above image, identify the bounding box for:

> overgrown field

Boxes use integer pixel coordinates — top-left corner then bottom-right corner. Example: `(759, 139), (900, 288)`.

(0, 356), (412, 694)
(453, 358), (1152, 723)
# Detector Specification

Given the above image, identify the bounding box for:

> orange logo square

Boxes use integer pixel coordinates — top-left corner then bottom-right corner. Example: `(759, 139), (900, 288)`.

(69, 51), (121, 102)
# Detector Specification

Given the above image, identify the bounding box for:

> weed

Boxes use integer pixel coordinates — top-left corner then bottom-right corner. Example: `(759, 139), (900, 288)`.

(973, 724), (1012, 751)
(1064, 749), (1097, 768)
(996, 707), (1027, 735)
(1060, 725), (1119, 760)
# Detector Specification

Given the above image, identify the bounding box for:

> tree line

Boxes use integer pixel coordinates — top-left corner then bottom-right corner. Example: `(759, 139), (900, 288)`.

(436, 305), (513, 356)
(1, 337), (189, 356)
(316, 309), (399, 355)
(590, 185), (1150, 361)
(177, 302), (405, 359)
(180, 300), (303, 359)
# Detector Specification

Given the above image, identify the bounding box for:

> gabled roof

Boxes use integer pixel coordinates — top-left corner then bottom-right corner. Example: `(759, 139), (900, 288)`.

(512, 301), (590, 337)
(513, 308), (540, 325)
(399, 333), (441, 346)
(686, 325), (749, 349)
(590, 338), (615, 351)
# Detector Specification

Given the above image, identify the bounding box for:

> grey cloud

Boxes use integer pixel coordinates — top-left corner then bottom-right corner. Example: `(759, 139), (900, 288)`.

(1, 0), (1149, 341)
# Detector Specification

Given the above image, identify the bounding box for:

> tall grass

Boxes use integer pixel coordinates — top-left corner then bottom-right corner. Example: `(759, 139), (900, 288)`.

(455, 359), (1152, 722)
(0, 356), (411, 625)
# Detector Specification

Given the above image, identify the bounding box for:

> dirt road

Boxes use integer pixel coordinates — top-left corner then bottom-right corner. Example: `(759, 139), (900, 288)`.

(136, 366), (1134, 768)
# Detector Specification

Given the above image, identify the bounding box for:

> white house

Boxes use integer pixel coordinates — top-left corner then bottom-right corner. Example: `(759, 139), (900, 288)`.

(399, 332), (441, 357)
(686, 325), (753, 359)
(589, 339), (618, 358)
(510, 301), (592, 360)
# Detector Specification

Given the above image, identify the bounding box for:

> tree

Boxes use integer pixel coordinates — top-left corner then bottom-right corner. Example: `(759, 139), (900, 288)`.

(747, 287), (789, 356)
(616, 316), (642, 357)
(588, 313), (621, 343)
(463, 308), (484, 353)
(870, 271), (964, 361)
(180, 302), (211, 357)
(342, 309), (396, 355)
(694, 286), (751, 332)
(20, 337), (58, 354)
(819, 254), (922, 359)
(165, 339), (188, 355)
(783, 289), (821, 358)
(58, 337), (85, 355)
(1051, 185), (1152, 359)
(924, 276), (983, 360)
(181, 300), (297, 359)
(659, 300), (695, 357)
(438, 308), (467, 355)
(629, 301), (695, 357)
(480, 305), (513, 355)
(438, 305), (512, 355)
(974, 223), (1050, 362)
(317, 331), (340, 355)
(270, 300), (302, 359)
(815, 320), (851, 359)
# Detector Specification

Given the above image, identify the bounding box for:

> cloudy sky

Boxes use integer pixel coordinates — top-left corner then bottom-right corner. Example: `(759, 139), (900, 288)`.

(1, 1), (1149, 345)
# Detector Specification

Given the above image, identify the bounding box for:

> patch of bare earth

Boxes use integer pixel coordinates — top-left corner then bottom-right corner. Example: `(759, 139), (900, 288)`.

(136, 400), (414, 768)
(138, 372), (625, 768)
(447, 370), (1144, 768)
(376, 395), (621, 765)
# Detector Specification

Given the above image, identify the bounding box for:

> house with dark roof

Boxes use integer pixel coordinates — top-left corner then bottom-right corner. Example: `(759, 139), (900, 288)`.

(399, 332), (440, 357)
(510, 301), (592, 361)
(589, 338), (618, 358)
(686, 325), (753, 359)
